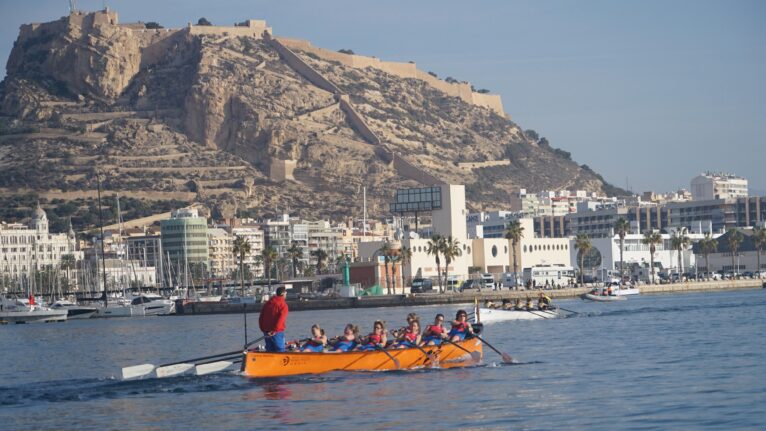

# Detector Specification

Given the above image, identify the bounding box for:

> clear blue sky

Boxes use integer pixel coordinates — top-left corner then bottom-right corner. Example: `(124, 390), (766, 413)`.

(2, 0), (764, 193)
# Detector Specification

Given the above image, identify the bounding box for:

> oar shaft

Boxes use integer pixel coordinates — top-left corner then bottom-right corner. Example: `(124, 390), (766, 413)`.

(195, 354), (243, 366)
(158, 350), (242, 368)
(475, 335), (503, 357)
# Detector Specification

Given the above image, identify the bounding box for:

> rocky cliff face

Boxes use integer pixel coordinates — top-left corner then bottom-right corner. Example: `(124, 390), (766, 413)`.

(0, 10), (623, 229)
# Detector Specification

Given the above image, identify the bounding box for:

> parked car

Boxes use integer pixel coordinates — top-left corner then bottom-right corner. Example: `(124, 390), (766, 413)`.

(410, 278), (434, 293)
(446, 276), (461, 292)
(742, 271), (755, 278)
(460, 279), (482, 292)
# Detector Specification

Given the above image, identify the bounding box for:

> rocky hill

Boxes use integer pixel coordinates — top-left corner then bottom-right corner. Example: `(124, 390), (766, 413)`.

(0, 9), (624, 230)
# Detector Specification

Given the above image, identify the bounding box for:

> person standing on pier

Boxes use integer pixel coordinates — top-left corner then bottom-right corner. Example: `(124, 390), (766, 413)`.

(259, 287), (289, 352)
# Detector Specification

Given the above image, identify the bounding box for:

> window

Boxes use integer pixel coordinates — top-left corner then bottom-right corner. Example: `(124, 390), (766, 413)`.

(491, 245), (498, 257)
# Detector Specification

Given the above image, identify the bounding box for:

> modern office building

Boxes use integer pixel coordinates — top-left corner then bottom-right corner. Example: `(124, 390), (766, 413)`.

(160, 208), (209, 271)
(208, 227), (235, 278)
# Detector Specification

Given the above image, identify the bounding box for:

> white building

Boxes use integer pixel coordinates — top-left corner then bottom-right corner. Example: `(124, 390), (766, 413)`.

(232, 221), (265, 277)
(690, 172), (748, 201)
(0, 204), (81, 287)
(208, 227), (235, 278)
(570, 229), (715, 281)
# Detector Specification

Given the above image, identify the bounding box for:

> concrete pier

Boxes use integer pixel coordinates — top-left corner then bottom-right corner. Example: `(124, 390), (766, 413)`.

(173, 279), (764, 315)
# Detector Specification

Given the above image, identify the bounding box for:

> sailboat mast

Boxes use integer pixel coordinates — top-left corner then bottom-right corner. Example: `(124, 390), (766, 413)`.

(96, 173), (108, 308)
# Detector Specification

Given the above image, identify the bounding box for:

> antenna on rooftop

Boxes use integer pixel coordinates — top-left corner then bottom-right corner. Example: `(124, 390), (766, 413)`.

(69, 0), (77, 14)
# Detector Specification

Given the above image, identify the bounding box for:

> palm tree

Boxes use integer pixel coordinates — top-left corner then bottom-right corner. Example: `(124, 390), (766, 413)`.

(670, 228), (690, 278)
(726, 229), (744, 275)
(59, 254), (77, 291)
(697, 233), (718, 279)
(232, 236), (251, 296)
(426, 235), (444, 293)
(642, 230), (662, 284)
(753, 226), (766, 276)
(614, 218), (630, 282)
(442, 236), (462, 292)
(377, 242), (393, 295)
(261, 246), (278, 291)
(276, 257), (290, 281)
(311, 248), (328, 275)
(286, 242), (302, 278)
(391, 246), (412, 295)
(574, 233), (592, 286)
(504, 220), (524, 287)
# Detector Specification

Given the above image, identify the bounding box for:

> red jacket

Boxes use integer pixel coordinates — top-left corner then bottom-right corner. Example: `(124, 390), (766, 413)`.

(259, 294), (288, 333)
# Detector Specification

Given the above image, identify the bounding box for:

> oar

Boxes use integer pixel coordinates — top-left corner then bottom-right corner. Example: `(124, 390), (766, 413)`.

(441, 338), (482, 362)
(374, 345), (401, 369)
(526, 309), (550, 319)
(473, 334), (513, 363)
(411, 343), (438, 366)
(195, 354), (244, 376)
(122, 335), (266, 380)
(556, 306), (578, 314)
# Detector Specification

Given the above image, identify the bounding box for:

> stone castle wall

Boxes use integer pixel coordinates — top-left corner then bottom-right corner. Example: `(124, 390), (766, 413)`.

(458, 160), (511, 170)
(277, 37), (506, 116)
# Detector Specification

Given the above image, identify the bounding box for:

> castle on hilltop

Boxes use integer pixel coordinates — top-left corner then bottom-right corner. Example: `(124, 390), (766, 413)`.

(28, 9), (505, 116)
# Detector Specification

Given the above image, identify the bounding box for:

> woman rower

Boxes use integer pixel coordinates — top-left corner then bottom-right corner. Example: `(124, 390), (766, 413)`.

(300, 324), (328, 352)
(448, 309), (474, 342)
(421, 314), (446, 345)
(328, 324), (359, 352)
(394, 318), (422, 348)
(357, 320), (388, 351)
(390, 312), (419, 340)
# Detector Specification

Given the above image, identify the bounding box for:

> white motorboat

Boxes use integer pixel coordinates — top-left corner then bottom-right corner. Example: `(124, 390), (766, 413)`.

(50, 299), (97, 319)
(474, 307), (558, 323)
(581, 288), (627, 302)
(94, 294), (175, 317)
(604, 282), (640, 296)
(0, 296), (68, 324)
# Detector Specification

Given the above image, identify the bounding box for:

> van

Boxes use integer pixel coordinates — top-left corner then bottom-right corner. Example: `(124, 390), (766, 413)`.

(501, 272), (520, 289)
(446, 276), (461, 292)
(481, 273), (495, 290)
(410, 278), (434, 293)
(460, 279), (482, 293)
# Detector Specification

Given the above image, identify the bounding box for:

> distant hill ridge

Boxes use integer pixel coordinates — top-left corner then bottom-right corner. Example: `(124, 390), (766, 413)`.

(0, 8), (623, 229)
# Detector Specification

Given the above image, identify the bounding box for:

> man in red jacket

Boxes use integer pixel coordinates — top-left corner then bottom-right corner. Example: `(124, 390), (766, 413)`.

(259, 286), (289, 352)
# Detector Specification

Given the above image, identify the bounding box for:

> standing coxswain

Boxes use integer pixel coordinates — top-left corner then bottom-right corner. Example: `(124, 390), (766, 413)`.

(258, 286), (289, 352)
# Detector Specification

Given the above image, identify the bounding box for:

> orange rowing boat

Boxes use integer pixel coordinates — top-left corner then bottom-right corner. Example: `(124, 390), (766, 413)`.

(242, 338), (483, 378)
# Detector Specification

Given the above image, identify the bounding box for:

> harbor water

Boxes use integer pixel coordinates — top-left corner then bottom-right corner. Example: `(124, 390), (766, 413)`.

(1, 289), (765, 430)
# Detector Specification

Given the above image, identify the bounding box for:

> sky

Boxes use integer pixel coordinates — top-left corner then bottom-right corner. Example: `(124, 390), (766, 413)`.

(1, 0), (764, 194)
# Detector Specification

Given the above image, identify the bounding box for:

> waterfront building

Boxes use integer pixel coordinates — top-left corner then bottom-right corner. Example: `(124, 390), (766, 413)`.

(569, 229), (712, 281)
(231, 220), (265, 277)
(99, 258), (157, 289)
(160, 208), (209, 272)
(207, 227), (235, 278)
(0, 204), (81, 287)
(691, 227), (766, 273)
(262, 214), (309, 275)
(125, 228), (165, 287)
(690, 172), (748, 201)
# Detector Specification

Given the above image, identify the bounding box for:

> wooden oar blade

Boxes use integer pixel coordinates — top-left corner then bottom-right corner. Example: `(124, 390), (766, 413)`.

(470, 351), (482, 362)
(195, 360), (236, 376)
(154, 363), (195, 378)
(121, 364), (155, 380)
(501, 353), (513, 363)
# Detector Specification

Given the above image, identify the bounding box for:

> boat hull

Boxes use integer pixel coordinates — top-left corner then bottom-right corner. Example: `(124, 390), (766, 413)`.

(242, 338), (483, 378)
(613, 288), (640, 296)
(0, 309), (68, 323)
(476, 307), (558, 323)
(582, 293), (627, 302)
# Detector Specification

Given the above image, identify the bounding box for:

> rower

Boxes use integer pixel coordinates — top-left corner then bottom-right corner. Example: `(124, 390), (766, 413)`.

(394, 318), (422, 348)
(514, 298), (524, 310)
(357, 320), (388, 351)
(422, 314), (446, 345)
(538, 292), (552, 310)
(328, 324), (358, 352)
(391, 312), (419, 339)
(300, 324), (327, 352)
(448, 309), (474, 342)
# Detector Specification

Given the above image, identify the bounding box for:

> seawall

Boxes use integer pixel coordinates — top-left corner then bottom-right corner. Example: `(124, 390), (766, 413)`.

(174, 279), (764, 315)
